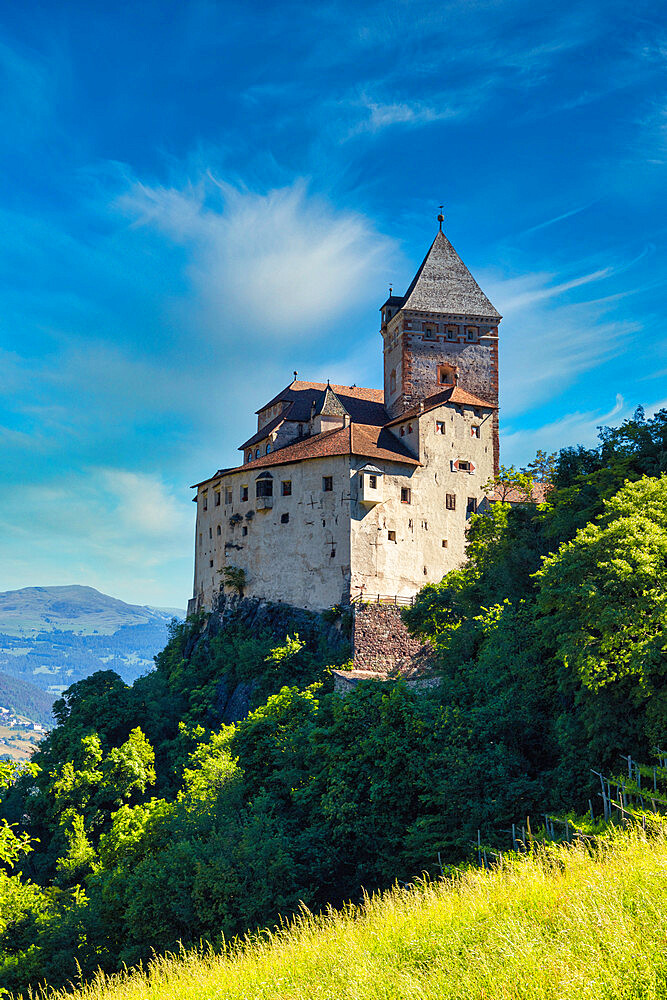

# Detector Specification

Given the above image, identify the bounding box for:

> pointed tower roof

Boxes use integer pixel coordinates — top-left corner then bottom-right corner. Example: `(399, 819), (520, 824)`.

(401, 230), (500, 320)
(314, 381), (349, 418)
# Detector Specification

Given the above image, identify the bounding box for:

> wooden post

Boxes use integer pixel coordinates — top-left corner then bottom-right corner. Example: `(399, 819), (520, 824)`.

(589, 799), (594, 823)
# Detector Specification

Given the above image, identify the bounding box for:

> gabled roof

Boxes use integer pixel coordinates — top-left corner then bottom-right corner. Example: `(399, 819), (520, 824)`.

(192, 422), (419, 487)
(384, 385), (496, 427)
(400, 230), (501, 320)
(238, 412), (286, 451)
(258, 381), (387, 426)
(314, 383), (349, 418)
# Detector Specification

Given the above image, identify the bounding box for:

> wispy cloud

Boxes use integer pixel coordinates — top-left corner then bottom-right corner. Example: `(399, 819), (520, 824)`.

(120, 177), (395, 338)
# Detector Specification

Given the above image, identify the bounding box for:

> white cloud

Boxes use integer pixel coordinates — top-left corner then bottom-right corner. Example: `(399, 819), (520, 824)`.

(119, 178), (395, 338)
(479, 266), (641, 416)
(501, 394), (627, 466)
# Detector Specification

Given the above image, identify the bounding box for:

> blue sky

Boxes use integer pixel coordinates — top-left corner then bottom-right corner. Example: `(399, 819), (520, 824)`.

(0, 0), (665, 609)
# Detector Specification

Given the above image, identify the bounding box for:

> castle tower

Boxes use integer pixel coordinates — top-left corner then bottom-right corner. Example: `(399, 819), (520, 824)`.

(381, 221), (501, 470)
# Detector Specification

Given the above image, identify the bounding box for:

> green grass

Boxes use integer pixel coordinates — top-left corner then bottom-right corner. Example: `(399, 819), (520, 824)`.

(41, 828), (667, 1000)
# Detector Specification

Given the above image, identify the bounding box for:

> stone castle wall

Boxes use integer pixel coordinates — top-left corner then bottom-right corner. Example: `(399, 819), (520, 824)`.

(351, 603), (433, 674)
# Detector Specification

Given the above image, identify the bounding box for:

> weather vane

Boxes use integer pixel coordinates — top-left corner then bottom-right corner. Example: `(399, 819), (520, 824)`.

(438, 205), (444, 231)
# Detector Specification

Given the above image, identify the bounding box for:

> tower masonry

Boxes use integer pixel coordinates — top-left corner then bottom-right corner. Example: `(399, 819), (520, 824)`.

(381, 228), (501, 471)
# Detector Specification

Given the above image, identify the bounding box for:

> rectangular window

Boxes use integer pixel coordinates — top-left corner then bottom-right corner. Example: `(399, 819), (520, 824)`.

(447, 326), (457, 340)
(217, 525), (221, 535)
(400, 426), (405, 436)
(466, 327), (477, 341)
(388, 530), (396, 542)
(202, 493), (208, 511)
(209, 527), (212, 539)
(369, 475), (377, 489)
(256, 479), (273, 498)
(436, 421), (445, 435)
(225, 488), (233, 505)
(401, 487), (411, 504)
(446, 493), (456, 510)
(281, 512), (289, 524)
(214, 491), (221, 506)
(282, 480), (292, 496)
(442, 539), (448, 548)
(241, 485), (248, 501)
(471, 426), (480, 438)
(423, 324), (436, 339)
(242, 525), (248, 536)
(467, 497), (478, 515)
(458, 460), (471, 472)
(209, 559), (213, 568)
(323, 476), (333, 492)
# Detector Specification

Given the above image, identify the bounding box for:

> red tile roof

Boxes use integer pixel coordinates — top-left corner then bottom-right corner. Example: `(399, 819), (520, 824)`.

(384, 385), (496, 427)
(257, 381), (385, 423)
(485, 482), (552, 504)
(192, 422), (419, 487)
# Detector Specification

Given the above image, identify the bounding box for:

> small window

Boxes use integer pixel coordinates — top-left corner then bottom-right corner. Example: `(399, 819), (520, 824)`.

(436, 421), (445, 435)
(214, 491), (221, 506)
(446, 493), (456, 510)
(466, 327), (477, 342)
(422, 520), (428, 530)
(447, 326), (457, 340)
(388, 530), (396, 542)
(442, 539), (448, 548)
(369, 475), (377, 489)
(282, 480), (292, 496)
(209, 527), (212, 539)
(323, 476), (333, 492)
(400, 426), (405, 437)
(242, 525), (248, 536)
(281, 512), (289, 524)
(467, 497), (478, 515)
(202, 493), (208, 511)
(225, 488), (233, 505)
(266, 444), (272, 454)
(247, 452), (252, 463)
(241, 485), (248, 502)
(407, 424), (413, 434)
(209, 559), (213, 568)
(217, 525), (221, 535)
(390, 369), (397, 394)
(423, 566), (428, 575)
(423, 324), (436, 339)
(401, 487), (411, 504)
(330, 545), (336, 558)
(471, 426), (480, 438)
(458, 460), (471, 472)
(255, 448), (260, 459)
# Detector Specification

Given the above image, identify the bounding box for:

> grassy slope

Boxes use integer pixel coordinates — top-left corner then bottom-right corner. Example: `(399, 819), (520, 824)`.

(47, 830), (667, 1000)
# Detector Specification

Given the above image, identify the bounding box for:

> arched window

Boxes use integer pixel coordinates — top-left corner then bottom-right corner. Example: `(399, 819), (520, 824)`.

(266, 444), (272, 454)
(247, 452), (252, 463)
(255, 448), (260, 459)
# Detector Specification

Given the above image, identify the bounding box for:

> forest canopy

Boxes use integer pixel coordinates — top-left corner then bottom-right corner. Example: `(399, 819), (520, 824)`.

(2, 407), (667, 996)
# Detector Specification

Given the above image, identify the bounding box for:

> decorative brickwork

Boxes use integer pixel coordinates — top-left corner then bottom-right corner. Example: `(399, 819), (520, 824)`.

(351, 604), (433, 674)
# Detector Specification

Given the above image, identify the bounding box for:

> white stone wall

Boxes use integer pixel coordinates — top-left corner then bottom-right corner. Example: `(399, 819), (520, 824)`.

(348, 400), (494, 599)
(192, 455), (353, 612)
(192, 400), (495, 612)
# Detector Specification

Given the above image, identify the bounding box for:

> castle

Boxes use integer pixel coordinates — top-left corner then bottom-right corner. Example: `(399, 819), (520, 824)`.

(188, 218), (501, 615)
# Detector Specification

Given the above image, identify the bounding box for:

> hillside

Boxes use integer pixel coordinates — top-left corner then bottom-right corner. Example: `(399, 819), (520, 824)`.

(0, 671), (53, 726)
(0, 586), (184, 711)
(43, 830), (667, 1000)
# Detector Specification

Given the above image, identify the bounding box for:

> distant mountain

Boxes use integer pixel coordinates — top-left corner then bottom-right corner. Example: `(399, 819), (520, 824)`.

(0, 671), (54, 727)
(0, 586), (185, 723)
